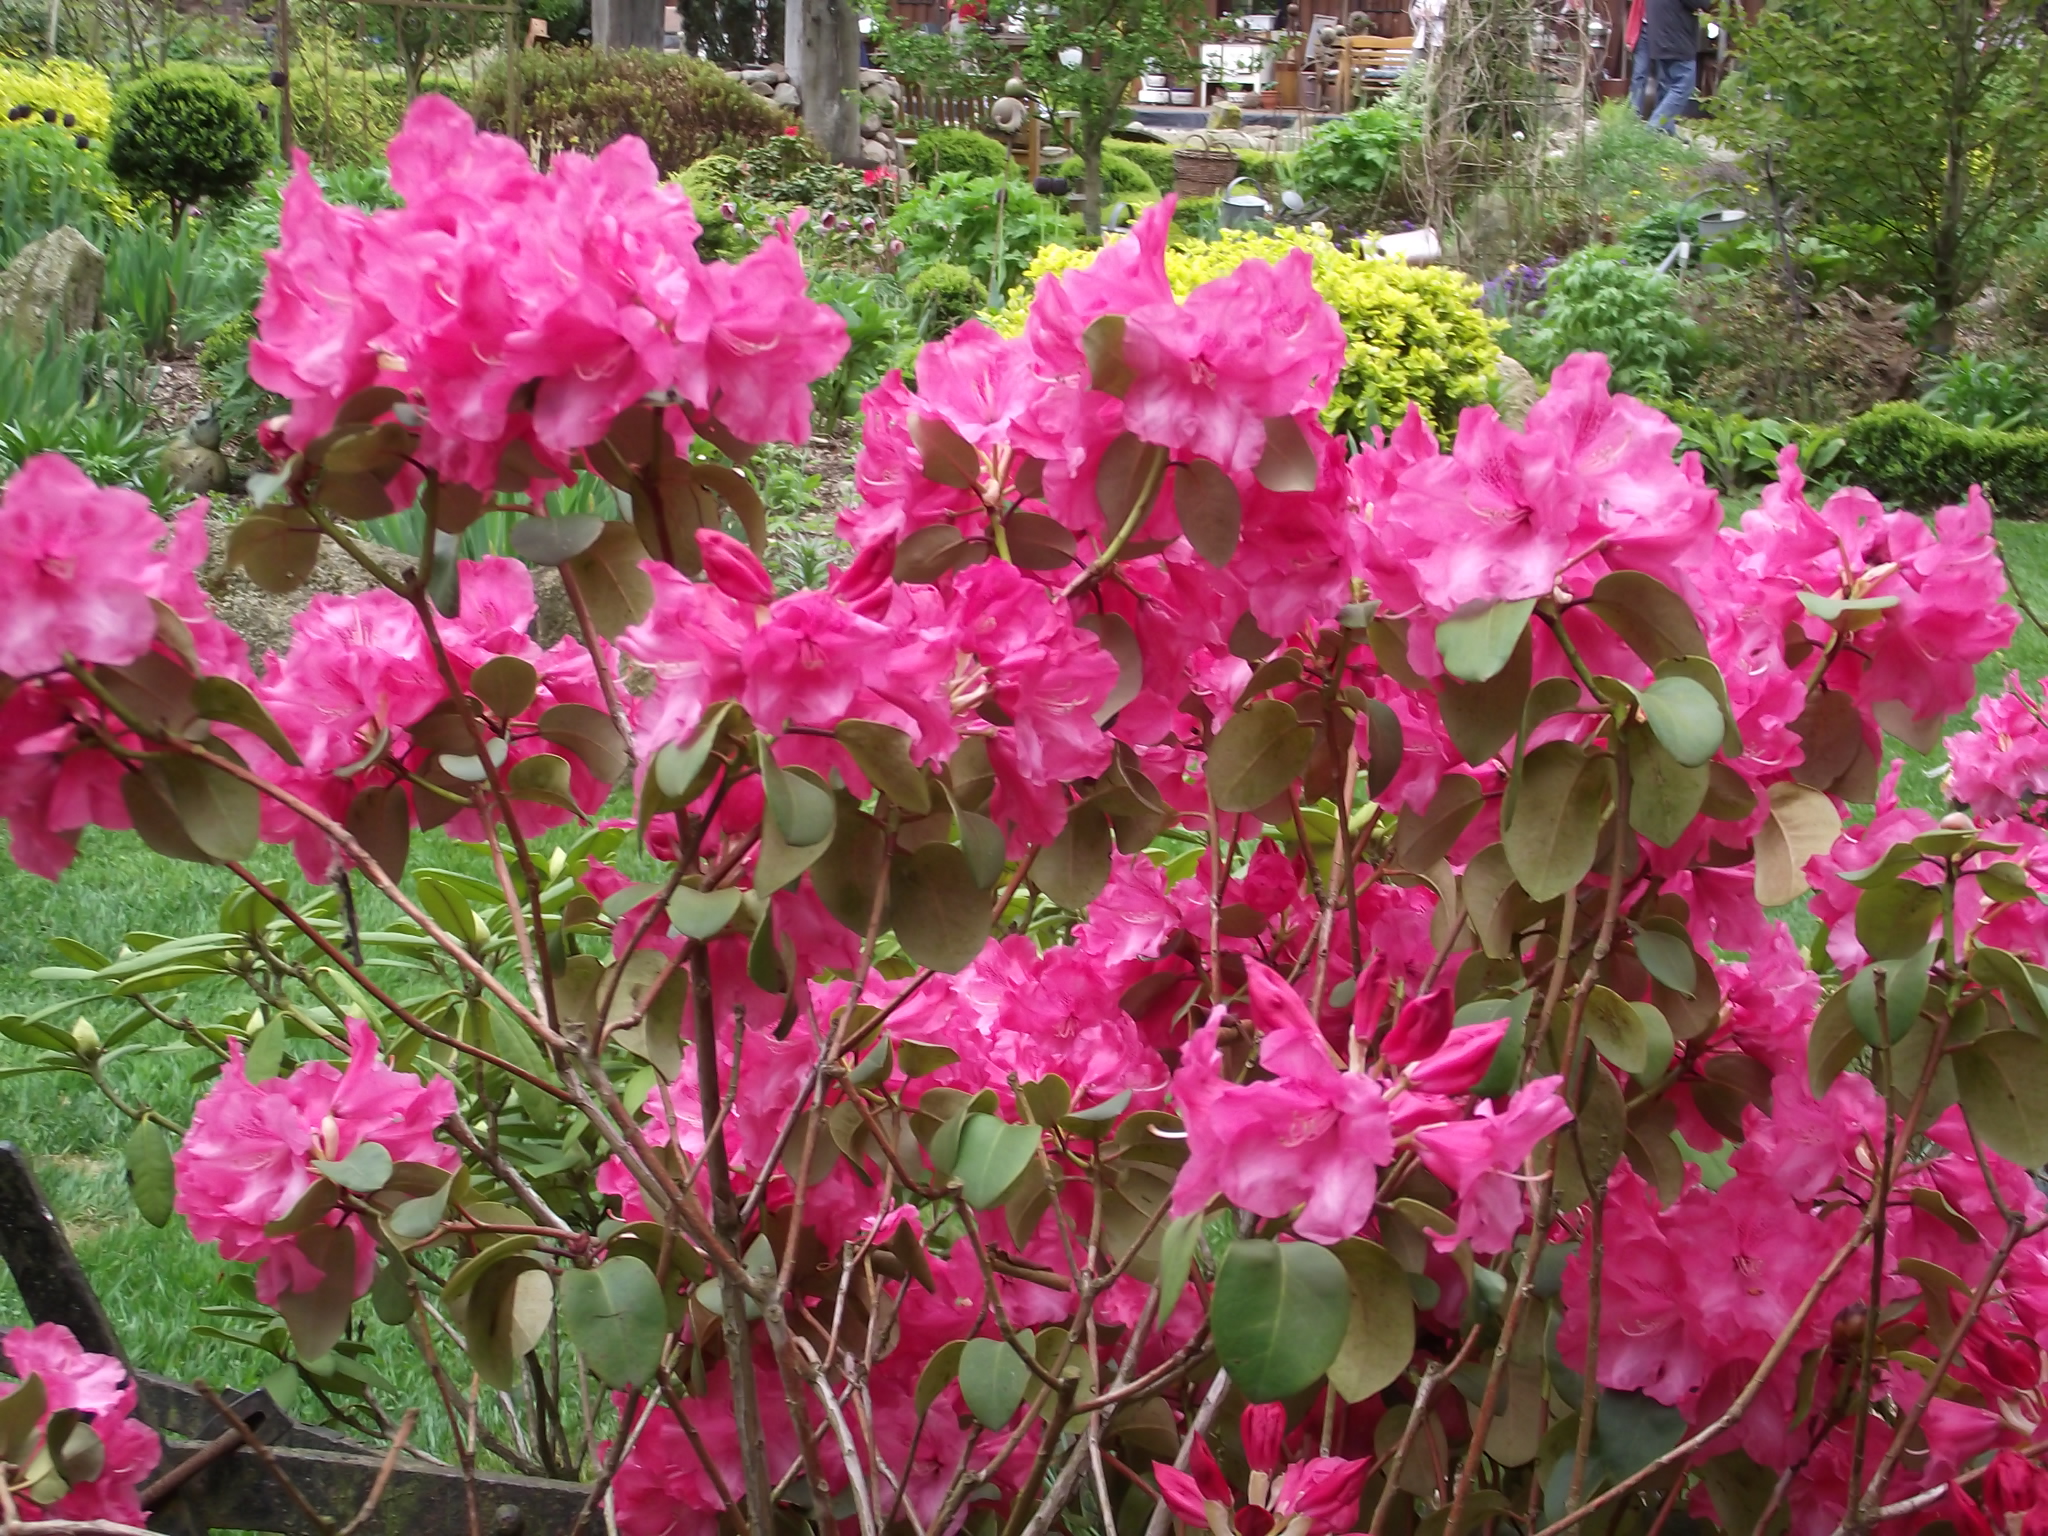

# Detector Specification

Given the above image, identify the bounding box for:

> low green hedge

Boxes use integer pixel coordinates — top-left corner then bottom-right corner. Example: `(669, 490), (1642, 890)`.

(908, 125), (1014, 181)
(1052, 150), (1156, 197)
(1652, 396), (2048, 516)
(1841, 402), (2048, 517)
(1109, 140), (1175, 193)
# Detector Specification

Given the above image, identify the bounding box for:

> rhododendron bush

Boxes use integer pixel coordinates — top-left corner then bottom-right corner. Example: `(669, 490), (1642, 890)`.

(10, 93), (2048, 1536)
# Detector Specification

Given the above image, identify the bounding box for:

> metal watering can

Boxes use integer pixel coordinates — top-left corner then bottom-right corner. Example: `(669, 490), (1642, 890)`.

(1218, 176), (1270, 228)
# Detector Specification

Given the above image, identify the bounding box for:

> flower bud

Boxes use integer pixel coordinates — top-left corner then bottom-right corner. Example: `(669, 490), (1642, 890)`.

(270, 68), (288, 86)
(1241, 1402), (1285, 1476)
(1379, 985), (1452, 1064)
(720, 200), (738, 221)
(61, 112), (74, 127)
(695, 528), (775, 606)
(889, 237), (905, 255)
(1941, 810), (1974, 831)
(820, 210), (837, 230)
(1407, 1018), (1509, 1094)
(70, 1017), (101, 1059)
(1983, 1449), (2042, 1521)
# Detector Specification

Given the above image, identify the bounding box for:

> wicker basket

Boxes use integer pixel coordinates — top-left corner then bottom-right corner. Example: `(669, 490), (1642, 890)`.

(1172, 133), (1239, 197)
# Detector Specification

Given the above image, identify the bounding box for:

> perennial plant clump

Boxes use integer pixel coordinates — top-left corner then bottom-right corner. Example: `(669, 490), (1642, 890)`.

(6, 93), (2048, 1536)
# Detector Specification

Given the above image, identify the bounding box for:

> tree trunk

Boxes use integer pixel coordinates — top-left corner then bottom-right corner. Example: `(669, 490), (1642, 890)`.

(592, 0), (662, 50)
(786, 0), (861, 164)
(1080, 136), (1104, 235)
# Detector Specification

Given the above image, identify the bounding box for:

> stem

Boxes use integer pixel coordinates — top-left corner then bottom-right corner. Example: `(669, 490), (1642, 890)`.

(1058, 444), (1169, 601)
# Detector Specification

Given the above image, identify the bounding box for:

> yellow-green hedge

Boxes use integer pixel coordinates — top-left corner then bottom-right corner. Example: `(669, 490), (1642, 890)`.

(0, 57), (112, 138)
(998, 227), (1502, 437)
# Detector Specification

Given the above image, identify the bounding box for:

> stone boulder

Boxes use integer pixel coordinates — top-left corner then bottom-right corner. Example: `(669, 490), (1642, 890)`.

(0, 225), (105, 347)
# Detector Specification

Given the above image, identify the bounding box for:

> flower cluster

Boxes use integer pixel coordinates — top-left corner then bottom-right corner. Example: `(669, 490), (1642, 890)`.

(0, 1324), (160, 1526)
(5, 139), (2048, 1536)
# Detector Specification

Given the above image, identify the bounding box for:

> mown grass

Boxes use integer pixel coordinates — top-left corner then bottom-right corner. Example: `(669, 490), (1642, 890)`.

(4, 520), (2048, 1452)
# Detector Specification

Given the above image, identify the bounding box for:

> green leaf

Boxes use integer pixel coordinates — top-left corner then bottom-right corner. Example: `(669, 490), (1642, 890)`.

(666, 886), (744, 941)
(1504, 742), (1613, 902)
(1210, 1238), (1351, 1403)
(1436, 598), (1537, 684)
(757, 735), (836, 847)
(1596, 1388), (1685, 1478)
(1082, 316), (1133, 397)
(1438, 628), (1532, 766)
(123, 1119), (174, 1228)
(1953, 1030), (2048, 1166)
(387, 1174), (453, 1244)
(953, 1114), (1043, 1209)
(1637, 674), (1724, 768)
(756, 770), (837, 895)
(834, 720), (932, 814)
(0, 1375), (46, 1465)
(537, 703), (628, 787)
(1854, 878), (1943, 962)
(1807, 989), (1862, 1099)
(1624, 727), (1707, 849)
(1327, 1238), (1415, 1403)
(1176, 459), (1243, 566)
(1392, 773), (1483, 874)
(462, 1260), (551, 1391)
(193, 677), (302, 766)
(1798, 591), (1900, 624)
(910, 414), (982, 489)
(1631, 919), (1698, 997)
(1755, 783), (1842, 908)
(1254, 414), (1318, 493)
(1584, 986), (1651, 1075)
(1585, 571), (1709, 667)
(506, 752), (580, 813)
(469, 655), (539, 721)
(1156, 1214), (1201, 1329)
(370, 1256), (415, 1326)
(510, 513), (606, 566)
(916, 1338), (968, 1416)
(1036, 804), (1112, 910)
(1209, 698), (1315, 813)
(153, 755), (261, 863)
(244, 1013), (286, 1083)
(273, 1222), (358, 1361)
(561, 1255), (668, 1390)
(562, 522), (654, 638)
(958, 1335), (1032, 1429)
(313, 1140), (394, 1194)
(890, 843), (992, 973)
(1969, 947), (2048, 1035)
(1631, 1001), (1676, 1082)
(1977, 861), (2038, 906)
(46, 1411), (103, 1484)
(651, 703), (736, 804)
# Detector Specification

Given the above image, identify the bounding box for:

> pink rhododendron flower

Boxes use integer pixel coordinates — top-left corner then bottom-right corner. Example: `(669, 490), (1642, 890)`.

(1411, 1075), (1574, 1253)
(0, 454), (204, 678)
(175, 1020), (456, 1302)
(1172, 1008), (1394, 1243)
(1, 1324), (161, 1526)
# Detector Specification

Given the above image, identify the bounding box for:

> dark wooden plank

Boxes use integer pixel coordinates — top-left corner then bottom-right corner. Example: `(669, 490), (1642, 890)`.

(0, 1142), (127, 1362)
(147, 1438), (595, 1536)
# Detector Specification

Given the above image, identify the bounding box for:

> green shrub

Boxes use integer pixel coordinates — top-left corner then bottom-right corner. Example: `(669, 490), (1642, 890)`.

(908, 126), (1014, 182)
(1294, 106), (1416, 219)
(1505, 245), (1700, 399)
(1919, 352), (2048, 433)
(0, 123), (133, 263)
(1052, 150), (1155, 197)
(106, 65), (268, 227)
(1109, 140), (1175, 194)
(1842, 402), (2048, 516)
(1170, 195), (1218, 239)
(0, 57), (114, 139)
(1651, 397), (1848, 494)
(0, 327), (168, 503)
(905, 260), (985, 338)
(472, 48), (786, 178)
(890, 172), (1077, 292)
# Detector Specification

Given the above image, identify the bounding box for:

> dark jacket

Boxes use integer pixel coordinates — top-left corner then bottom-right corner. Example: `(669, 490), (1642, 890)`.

(1643, 0), (1710, 60)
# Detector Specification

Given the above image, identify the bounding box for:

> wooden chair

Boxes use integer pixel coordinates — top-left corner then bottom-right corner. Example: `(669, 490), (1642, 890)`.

(1335, 33), (1414, 111)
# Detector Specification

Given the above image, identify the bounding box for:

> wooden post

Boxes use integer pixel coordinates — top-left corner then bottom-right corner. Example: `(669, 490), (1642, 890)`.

(276, 0), (294, 161)
(504, 5), (520, 139)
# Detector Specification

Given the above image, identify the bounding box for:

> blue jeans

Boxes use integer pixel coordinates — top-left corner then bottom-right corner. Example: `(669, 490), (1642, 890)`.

(1630, 41), (1652, 118)
(1647, 55), (1698, 133)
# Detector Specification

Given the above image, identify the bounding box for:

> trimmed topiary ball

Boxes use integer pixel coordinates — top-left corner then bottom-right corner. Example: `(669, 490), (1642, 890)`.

(106, 64), (267, 228)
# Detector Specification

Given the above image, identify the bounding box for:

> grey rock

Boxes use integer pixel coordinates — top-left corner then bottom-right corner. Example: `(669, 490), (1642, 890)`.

(860, 137), (892, 165)
(858, 67), (887, 86)
(772, 81), (802, 108)
(861, 110), (882, 135)
(161, 441), (230, 495)
(0, 224), (104, 347)
(1495, 355), (1540, 429)
(750, 79), (775, 97)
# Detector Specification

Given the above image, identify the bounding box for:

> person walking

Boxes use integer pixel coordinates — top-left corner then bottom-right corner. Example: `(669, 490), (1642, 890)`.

(1639, 0), (1710, 133)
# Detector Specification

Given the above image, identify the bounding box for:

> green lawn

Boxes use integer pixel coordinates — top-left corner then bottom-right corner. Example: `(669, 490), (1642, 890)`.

(5, 521), (2048, 1440)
